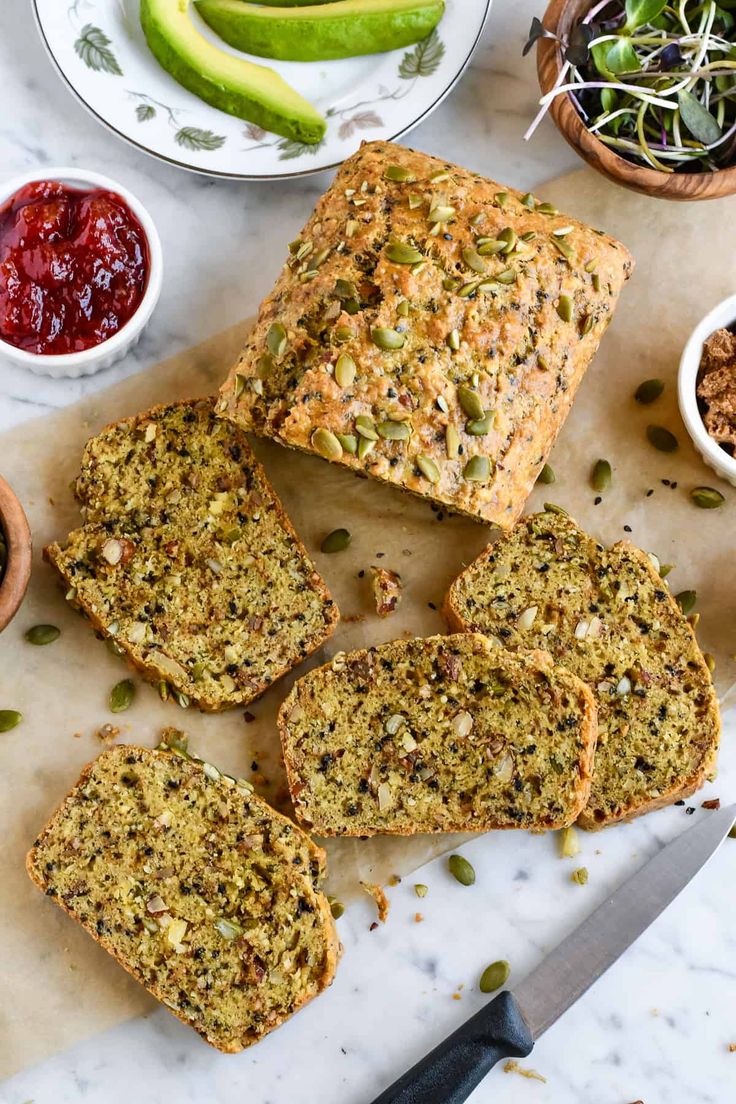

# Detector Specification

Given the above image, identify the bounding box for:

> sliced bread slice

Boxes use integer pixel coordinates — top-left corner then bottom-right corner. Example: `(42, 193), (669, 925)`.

(45, 399), (338, 711)
(26, 743), (340, 1053)
(444, 509), (720, 829)
(279, 633), (597, 835)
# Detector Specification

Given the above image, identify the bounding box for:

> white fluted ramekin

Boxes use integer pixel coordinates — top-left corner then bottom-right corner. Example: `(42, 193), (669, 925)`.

(678, 293), (736, 488)
(0, 167), (162, 378)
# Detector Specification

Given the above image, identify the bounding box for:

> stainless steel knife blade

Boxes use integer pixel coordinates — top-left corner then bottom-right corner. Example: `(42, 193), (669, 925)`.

(514, 803), (736, 1040)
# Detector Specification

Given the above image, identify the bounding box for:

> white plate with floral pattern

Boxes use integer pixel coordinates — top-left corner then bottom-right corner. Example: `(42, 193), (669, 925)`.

(33, 0), (492, 180)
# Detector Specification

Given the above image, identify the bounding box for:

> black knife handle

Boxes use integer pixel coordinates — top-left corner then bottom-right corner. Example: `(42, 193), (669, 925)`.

(370, 990), (534, 1104)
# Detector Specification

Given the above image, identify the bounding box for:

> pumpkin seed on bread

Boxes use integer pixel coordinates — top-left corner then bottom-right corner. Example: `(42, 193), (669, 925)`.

(444, 510), (720, 829)
(26, 744), (339, 1053)
(218, 140), (633, 529)
(44, 399), (338, 711)
(279, 634), (597, 835)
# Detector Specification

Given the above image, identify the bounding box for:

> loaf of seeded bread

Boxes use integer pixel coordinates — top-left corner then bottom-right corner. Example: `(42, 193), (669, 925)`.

(26, 743), (340, 1052)
(45, 399), (338, 711)
(444, 509), (720, 829)
(218, 140), (633, 528)
(279, 634), (597, 835)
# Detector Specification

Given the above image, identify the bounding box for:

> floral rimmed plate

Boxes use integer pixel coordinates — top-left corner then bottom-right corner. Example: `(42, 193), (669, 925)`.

(33, 0), (492, 180)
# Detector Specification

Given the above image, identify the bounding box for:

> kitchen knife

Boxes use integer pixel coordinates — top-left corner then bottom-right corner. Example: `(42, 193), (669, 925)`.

(370, 803), (736, 1104)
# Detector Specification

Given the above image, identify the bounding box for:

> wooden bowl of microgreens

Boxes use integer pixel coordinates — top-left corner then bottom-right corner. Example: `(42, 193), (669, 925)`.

(530, 0), (736, 199)
(0, 474), (32, 632)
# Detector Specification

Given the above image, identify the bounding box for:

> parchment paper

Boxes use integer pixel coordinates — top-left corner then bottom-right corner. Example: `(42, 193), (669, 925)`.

(2, 166), (735, 1079)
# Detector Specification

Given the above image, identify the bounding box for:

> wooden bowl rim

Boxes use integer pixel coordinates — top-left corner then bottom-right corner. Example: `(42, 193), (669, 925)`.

(538, 0), (736, 199)
(0, 473), (32, 632)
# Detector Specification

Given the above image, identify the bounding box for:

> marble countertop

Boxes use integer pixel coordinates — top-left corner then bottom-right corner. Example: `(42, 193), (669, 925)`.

(2, 1), (735, 1101)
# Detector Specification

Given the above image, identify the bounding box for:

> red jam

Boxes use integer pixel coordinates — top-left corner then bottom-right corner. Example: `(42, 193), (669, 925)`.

(0, 180), (149, 355)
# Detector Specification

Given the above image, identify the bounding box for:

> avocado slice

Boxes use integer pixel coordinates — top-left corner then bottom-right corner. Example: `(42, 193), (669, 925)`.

(194, 0), (445, 62)
(140, 0), (326, 143)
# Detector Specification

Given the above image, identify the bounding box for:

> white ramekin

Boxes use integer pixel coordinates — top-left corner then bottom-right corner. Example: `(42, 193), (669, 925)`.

(0, 166), (162, 379)
(678, 293), (736, 489)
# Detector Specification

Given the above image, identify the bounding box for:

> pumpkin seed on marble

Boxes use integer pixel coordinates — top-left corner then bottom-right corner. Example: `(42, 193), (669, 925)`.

(691, 486), (725, 509)
(371, 327), (406, 351)
(25, 624), (60, 646)
(335, 354), (356, 388)
(457, 386), (484, 420)
(591, 459), (612, 492)
(537, 463), (555, 485)
(557, 295), (573, 322)
(675, 589), (697, 615)
(479, 960), (510, 994)
(311, 428), (343, 461)
(377, 420), (411, 441)
(467, 412), (494, 436)
(384, 164), (415, 182)
(0, 710), (21, 733)
(448, 854), (475, 885)
(417, 455), (441, 483)
(463, 456), (491, 482)
(385, 241), (423, 265)
(110, 679), (135, 713)
(646, 425), (678, 453)
(266, 322), (287, 359)
(634, 378), (664, 405)
(414, 884), (428, 898)
(336, 433), (358, 455)
(321, 528), (351, 554)
(355, 415), (379, 441)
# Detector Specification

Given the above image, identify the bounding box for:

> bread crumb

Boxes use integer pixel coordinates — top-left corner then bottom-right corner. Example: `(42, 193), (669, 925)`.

(452, 992), (461, 1001)
(96, 724), (119, 742)
(360, 881), (389, 923)
(370, 566), (402, 617)
(503, 1059), (547, 1083)
(728, 1042), (736, 1053)
(702, 798), (721, 810)
(414, 912), (424, 923)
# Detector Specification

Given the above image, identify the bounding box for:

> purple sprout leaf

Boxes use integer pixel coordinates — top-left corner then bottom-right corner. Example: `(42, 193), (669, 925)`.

(523, 16), (557, 56)
(678, 90), (723, 145)
(565, 22), (599, 67)
(659, 42), (684, 70)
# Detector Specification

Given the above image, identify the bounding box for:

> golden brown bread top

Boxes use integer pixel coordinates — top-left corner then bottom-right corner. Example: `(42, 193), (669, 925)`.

(219, 140), (633, 527)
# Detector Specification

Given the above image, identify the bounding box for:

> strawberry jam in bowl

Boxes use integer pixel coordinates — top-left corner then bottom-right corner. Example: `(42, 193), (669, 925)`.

(0, 168), (162, 377)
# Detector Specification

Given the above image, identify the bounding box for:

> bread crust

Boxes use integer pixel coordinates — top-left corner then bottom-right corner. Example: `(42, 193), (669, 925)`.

(44, 398), (339, 712)
(26, 746), (341, 1053)
(219, 140), (633, 529)
(443, 519), (721, 831)
(279, 633), (598, 836)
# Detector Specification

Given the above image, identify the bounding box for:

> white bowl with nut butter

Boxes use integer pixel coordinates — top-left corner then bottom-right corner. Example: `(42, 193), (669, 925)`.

(678, 293), (736, 489)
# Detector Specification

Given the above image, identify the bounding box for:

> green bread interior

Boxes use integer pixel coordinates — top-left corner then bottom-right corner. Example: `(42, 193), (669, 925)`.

(281, 634), (594, 834)
(46, 399), (336, 710)
(27, 746), (336, 1052)
(447, 511), (719, 826)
